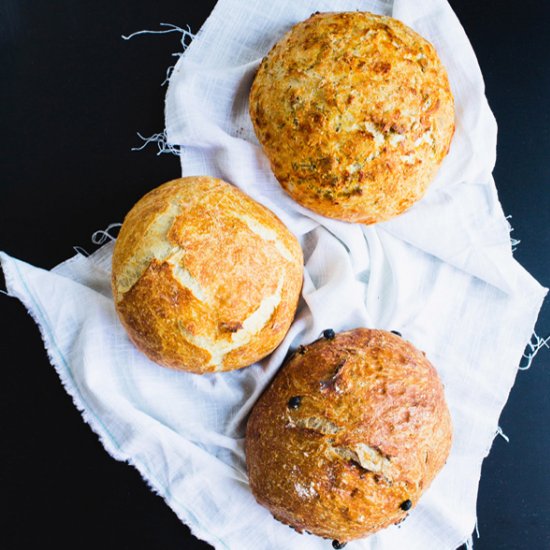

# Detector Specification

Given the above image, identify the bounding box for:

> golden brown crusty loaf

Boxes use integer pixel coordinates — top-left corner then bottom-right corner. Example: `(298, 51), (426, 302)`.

(111, 176), (303, 374)
(250, 12), (455, 224)
(246, 328), (452, 543)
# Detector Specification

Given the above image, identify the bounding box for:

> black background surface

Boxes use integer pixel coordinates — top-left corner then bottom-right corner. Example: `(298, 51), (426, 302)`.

(1, 1), (549, 549)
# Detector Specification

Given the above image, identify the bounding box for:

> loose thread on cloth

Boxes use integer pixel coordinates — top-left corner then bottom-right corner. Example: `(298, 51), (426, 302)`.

(122, 22), (195, 87)
(495, 426), (510, 443)
(131, 131), (180, 156)
(121, 22), (195, 52)
(505, 215), (521, 252)
(91, 223), (122, 246)
(122, 23), (195, 157)
(465, 520), (481, 549)
(519, 332), (550, 370)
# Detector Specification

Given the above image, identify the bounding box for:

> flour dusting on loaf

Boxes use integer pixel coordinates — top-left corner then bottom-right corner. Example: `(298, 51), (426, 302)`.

(112, 177), (303, 374)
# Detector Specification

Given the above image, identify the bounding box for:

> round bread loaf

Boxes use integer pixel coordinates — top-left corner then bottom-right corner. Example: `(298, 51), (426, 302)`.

(112, 177), (303, 374)
(250, 12), (455, 224)
(246, 328), (452, 543)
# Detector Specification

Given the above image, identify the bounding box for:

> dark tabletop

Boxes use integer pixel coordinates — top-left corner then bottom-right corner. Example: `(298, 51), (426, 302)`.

(1, 1), (549, 549)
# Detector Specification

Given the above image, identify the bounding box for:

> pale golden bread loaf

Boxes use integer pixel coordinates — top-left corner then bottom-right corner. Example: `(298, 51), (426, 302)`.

(250, 12), (455, 224)
(111, 177), (303, 374)
(246, 328), (452, 543)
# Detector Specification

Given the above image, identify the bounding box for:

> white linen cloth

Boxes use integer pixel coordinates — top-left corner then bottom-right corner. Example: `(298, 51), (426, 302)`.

(1, 0), (547, 548)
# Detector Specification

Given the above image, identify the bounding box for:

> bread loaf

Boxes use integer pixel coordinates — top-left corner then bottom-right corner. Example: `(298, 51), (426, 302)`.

(112, 177), (303, 374)
(246, 328), (452, 543)
(250, 12), (455, 224)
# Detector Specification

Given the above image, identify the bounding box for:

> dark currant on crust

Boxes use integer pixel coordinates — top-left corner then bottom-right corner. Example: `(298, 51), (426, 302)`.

(287, 396), (302, 409)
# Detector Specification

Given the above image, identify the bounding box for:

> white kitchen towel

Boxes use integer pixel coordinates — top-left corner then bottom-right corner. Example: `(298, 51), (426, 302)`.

(1, 0), (547, 549)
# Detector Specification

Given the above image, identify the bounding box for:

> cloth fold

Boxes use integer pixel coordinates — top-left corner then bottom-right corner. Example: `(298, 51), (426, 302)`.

(1, 0), (547, 548)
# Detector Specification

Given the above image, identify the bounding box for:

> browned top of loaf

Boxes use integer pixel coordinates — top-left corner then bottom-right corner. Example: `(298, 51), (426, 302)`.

(250, 11), (455, 224)
(246, 329), (452, 541)
(112, 177), (303, 374)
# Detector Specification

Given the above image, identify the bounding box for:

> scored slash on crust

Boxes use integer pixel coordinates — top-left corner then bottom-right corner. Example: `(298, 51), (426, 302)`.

(167, 249), (208, 301)
(330, 443), (393, 480)
(114, 200), (184, 297)
(287, 413), (394, 480)
(177, 276), (285, 371)
(240, 214), (294, 262)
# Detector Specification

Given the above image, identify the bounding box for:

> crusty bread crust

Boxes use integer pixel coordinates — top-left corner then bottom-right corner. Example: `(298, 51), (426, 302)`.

(246, 329), (452, 541)
(112, 177), (303, 374)
(250, 12), (455, 224)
